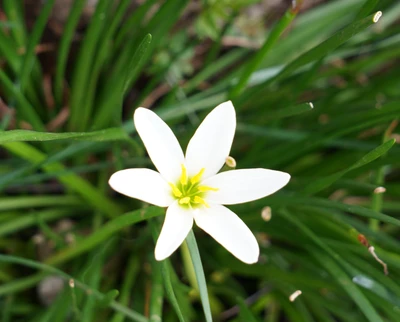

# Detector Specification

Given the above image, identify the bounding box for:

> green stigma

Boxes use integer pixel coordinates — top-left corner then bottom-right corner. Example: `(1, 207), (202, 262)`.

(169, 164), (218, 208)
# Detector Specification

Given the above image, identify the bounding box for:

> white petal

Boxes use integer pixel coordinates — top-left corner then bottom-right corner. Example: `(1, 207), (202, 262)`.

(185, 101), (236, 179)
(109, 168), (174, 207)
(155, 201), (194, 260)
(194, 204), (259, 264)
(201, 169), (290, 205)
(134, 108), (184, 182)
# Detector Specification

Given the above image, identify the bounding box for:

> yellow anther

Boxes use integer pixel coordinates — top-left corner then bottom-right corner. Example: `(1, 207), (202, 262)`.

(180, 164), (188, 185)
(179, 197), (191, 205)
(190, 168), (205, 184)
(169, 183), (182, 198)
(193, 196), (209, 208)
(197, 185), (219, 192)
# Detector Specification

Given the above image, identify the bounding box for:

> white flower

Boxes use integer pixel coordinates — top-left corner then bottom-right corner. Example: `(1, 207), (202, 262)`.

(109, 101), (290, 264)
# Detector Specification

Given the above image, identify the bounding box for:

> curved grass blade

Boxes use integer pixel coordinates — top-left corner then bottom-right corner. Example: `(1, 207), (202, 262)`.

(54, 0), (87, 106)
(303, 139), (396, 195)
(230, 5), (298, 97)
(149, 257), (164, 322)
(281, 210), (383, 322)
(45, 207), (164, 266)
(150, 219), (186, 322)
(92, 34), (152, 130)
(186, 230), (213, 322)
(18, 0), (56, 94)
(267, 11), (382, 86)
(355, 0), (379, 19)
(68, 0), (114, 131)
(2, 141), (122, 217)
(0, 254), (148, 322)
(0, 70), (45, 131)
(0, 128), (129, 143)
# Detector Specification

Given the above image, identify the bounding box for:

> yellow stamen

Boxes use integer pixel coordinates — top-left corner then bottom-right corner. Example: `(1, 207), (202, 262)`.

(190, 168), (205, 184)
(169, 183), (182, 198)
(193, 196), (209, 208)
(197, 185), (219, 192)
(179, 197), (191, 205)
(180, 164), (188, 185)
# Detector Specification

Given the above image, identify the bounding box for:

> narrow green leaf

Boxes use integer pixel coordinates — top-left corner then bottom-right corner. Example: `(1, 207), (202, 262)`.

(236, 296), (259, 322)
(2, 0), (27, 46)
(0, 128), (129, 143)
(0, 208), (79, 238)
(303, 139), (396, 194)
(230, 6), (298, 97)
(92, 34), (152, 130)
(353, 275), (400, 306)
(355, 0), (379, 19)
(110, 254), (141, 322)
(0, 70), (45, 131)
(281, 210), (383, 322)
(149, 257), (164, 322)
(2, 141), (123, 217)
(150, 220), (186, 322)
(264, 102), (314, 121)
(268, 195), (400, 227)
(18, 0), (56, 93)
(69, 0), (114, 131)
(272, 11), (382, 84)
(186, 230), (213, 322)
(45, 207), (164, 266)
(54, 0), (87, 106)
(0, 195), (81, 211)
(312, 251), (384, 322)
(0, 255), (148, 322)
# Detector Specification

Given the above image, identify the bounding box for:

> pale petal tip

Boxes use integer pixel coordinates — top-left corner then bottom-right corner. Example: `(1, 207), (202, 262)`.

(133, 106), (148, 120)
(282, 172), (291, 186)
(242, 249), (260, 264)
(154, 251), (166, 261)
(218, 100), (235, 113)
(108, 172), (119, 190)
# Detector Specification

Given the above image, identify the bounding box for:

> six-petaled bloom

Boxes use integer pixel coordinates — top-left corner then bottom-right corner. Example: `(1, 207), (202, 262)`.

(109, 101), (290, 264)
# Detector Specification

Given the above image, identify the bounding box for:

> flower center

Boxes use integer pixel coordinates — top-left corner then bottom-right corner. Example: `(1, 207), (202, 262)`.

(168, 164), (218, 208)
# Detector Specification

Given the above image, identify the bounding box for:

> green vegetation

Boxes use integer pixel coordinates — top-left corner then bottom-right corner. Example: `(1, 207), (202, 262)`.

(0, 0), (399, 321)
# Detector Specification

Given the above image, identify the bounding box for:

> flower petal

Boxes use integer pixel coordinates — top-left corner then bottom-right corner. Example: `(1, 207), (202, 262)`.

(201, 169), (290, 205)
(185, 101), (236, 179)
(109, 168), (174, 207)
(155, 201), (194, 260)
(193, 204), (259, 264)
(134, 107), (184, 182)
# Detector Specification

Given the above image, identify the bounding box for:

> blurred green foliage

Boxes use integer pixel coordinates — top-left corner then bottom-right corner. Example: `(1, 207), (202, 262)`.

(0, 0), (400, 321)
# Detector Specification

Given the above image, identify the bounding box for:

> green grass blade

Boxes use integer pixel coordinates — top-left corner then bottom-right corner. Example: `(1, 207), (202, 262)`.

(0, 209), (81, 238)
(2, 0), (27, 46)
(149, 257), (164, 322)
(303, 139), (396, 195)
(18, 0), (55, 95)
(312, 251), (384, 322)
(355, 0), (380, 19)
(0, 254), (148, 322)
(110, 254), (141, 322)
(68, 0), (114, 131)
(2, 141), (122, 217)
(45, 207), (163, 266)
(0, 128), (129, 143)
(0, 70), (45, 131)
(230, 6), (298, 97)
(150, 220), (186, 322)
(92, 34), (152, 130)
(271, 11), (382, 84)
(54, 0), (87, 106)
(186, 230), (213, 322)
